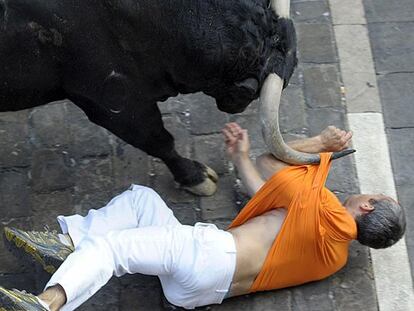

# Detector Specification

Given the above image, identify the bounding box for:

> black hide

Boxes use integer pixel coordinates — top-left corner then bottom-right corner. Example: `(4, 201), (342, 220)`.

(0, 0), (297, 187)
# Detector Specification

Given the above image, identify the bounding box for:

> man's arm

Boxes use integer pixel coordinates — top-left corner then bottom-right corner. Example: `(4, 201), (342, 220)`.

(287, 126), (353, 153)
(222, 123), (353, 196)
(222, 123), (265, 196)
(257, 126), (353, 180)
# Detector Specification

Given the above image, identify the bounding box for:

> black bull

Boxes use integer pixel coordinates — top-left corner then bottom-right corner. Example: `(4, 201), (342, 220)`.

(0, 0), (297, 195)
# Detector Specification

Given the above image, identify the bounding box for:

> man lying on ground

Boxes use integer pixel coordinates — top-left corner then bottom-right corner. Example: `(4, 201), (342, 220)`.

(0, 123), (406, 311)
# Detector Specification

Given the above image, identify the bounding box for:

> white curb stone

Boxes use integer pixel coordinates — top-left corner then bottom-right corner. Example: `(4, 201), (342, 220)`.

(329, 0), (414, 310)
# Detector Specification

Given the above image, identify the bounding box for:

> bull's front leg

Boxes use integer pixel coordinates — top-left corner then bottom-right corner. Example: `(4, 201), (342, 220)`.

(72, 91), (218, 196)
(160, 148), (219, 196)
(127, 103), (219, 196)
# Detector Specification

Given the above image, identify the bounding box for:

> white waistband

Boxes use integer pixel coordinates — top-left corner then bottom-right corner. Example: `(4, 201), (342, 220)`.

(194, 223), (237, 303)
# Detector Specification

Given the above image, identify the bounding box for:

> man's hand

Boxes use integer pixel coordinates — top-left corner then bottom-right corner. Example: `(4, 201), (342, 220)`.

(222, 123), (264, 196)
(222, 123), (250, 163)
(319, 126), (353, 152)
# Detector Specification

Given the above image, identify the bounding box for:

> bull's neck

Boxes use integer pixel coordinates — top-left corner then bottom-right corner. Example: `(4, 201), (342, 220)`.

(106, 0), (243, 92)
(104, 0), (276, 96)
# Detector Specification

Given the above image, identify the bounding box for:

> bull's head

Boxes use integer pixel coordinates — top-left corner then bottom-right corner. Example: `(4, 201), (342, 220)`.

(203, 0), (297, 115)
(201, 0), (351, 164)
(214, 78), (259, 114)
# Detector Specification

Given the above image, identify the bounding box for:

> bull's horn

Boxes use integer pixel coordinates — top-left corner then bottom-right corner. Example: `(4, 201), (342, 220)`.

(264, 1), (355, 164)
(260, 74), (320, 164)
(331, 149), (356, 160)
(260, 74), (355, 164)
(270, 0), (290, 18)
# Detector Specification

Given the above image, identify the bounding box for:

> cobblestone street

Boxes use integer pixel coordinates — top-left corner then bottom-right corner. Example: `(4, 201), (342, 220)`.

(1, 0), (412, 310)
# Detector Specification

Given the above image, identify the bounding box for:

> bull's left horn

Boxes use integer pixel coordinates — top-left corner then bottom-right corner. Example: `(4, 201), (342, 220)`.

(270, 0), (290, 18)
(260, 74), (322, 164)
(263, 1), (355, 164)
(260, 74), (355, 164)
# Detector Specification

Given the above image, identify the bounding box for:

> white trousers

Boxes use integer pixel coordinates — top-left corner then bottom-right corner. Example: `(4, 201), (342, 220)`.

(46, 185), (237, 310)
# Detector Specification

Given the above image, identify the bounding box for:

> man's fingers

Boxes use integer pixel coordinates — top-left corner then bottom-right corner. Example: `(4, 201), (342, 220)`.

(239, 129), (249, 142)
(222, 128), (235, 140)
(344, 131), (353, 141)
(222, 129), (237, 143)
(224, 123), (235, 133)
(227, 122), (239, 131)
(226, 122), (238, 128)
(226, 122), (245, 136)
(228, 122), (242, 130)
(341, 131), (353, 148)
(223, 126), (238, 138)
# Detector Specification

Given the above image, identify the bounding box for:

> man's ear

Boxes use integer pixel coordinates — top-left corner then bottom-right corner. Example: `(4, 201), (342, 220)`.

(359, 202), (375, 214)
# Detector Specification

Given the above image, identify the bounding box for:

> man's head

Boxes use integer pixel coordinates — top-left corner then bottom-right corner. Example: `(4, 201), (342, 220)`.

(344, 194), (406, 249)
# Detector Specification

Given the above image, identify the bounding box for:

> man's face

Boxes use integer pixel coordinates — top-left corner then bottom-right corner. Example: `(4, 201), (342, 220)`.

(343, 194), (395, 218)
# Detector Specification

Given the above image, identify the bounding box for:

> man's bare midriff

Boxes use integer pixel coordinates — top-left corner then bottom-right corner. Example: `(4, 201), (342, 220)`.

(227, 208), (287, 297)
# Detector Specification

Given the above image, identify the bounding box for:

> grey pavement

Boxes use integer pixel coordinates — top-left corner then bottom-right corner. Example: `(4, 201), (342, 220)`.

(1, 1), (408, 310)
(362, 0), (414, 285)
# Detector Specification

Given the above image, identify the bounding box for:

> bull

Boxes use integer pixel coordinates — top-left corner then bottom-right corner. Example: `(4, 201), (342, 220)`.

(0, 0), (348, 196)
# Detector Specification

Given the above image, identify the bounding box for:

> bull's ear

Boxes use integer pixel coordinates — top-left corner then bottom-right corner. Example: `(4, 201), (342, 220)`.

(235, 78), (259, 95)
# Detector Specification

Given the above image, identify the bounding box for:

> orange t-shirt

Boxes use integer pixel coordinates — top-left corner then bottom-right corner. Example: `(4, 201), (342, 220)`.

(229, 153), (357, 292)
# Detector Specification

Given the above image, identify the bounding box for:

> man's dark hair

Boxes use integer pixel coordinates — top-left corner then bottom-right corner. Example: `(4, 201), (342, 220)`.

(356, 198), (406, 249)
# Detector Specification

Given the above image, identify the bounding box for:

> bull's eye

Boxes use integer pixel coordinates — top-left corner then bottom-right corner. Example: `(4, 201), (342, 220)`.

(271, 35), (280, 47)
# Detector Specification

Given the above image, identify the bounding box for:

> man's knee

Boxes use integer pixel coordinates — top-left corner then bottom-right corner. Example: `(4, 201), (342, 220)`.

(129, 184), (164, 206)
(78, 235), (110, 254)
(129, 184), (158, 197)
(77, 234), (126, 279)
(128, 185), (175, 223)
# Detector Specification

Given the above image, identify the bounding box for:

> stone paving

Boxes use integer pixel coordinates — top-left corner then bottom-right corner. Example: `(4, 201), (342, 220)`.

(0, 1), (380, 310)
(362, 0), (414, 285)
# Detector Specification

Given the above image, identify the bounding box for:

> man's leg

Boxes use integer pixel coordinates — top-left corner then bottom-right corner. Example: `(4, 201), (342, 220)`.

(58, 185), (180, 247)
(3, 185), (181, 275)
(254, 126), (353, 181)
(43, 225), (192, 311)
(38, 285), (66, 311)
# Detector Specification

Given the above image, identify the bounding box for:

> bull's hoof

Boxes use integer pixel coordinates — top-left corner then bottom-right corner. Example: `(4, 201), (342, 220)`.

(182, 165), (218, 196)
